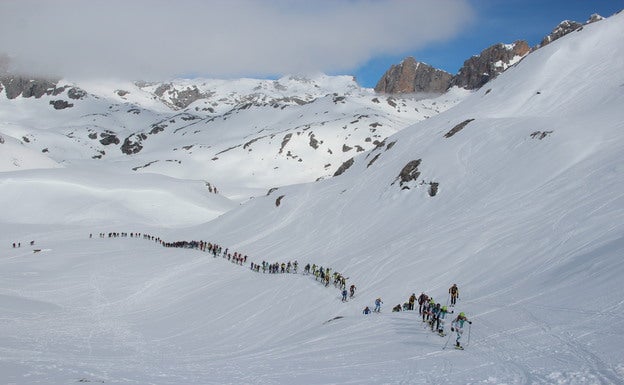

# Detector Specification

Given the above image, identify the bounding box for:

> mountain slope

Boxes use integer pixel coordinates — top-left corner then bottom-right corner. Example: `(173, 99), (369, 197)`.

(175, 10), (624, 382)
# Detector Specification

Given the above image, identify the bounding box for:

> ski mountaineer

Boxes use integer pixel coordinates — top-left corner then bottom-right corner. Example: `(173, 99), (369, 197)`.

(418, 292), (428, 314)
(450, 312), (472, 349)
(349, 284), (356, 298)
(429, 303), (441, 331)
(342, 288), (348, 302)
(436, 305), (450, 336)
(374, 297), (383, 313)
(449, 284), (459, 306)
(363, 306), (371, 315)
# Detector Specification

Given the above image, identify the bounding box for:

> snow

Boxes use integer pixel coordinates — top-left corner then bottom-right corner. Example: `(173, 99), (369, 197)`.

(0, 12), (623, 385)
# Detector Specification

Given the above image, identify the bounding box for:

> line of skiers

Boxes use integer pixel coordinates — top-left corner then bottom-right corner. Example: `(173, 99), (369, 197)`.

(93, 233), (357, 299)
(250, 260), (298, 273)
(93, 232), (469, 346)
(92, 232), (248, 264)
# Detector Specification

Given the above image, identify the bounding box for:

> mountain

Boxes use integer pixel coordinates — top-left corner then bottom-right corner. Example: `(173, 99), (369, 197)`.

(0, 74), (466, 200)
(376, 13), (607, 93)
(373, 57), (453, 93)
(179, 10), (624, 383)
(0, 10), (623, 385)
(450, 40), (530, 89)
(375, 40), (530, 93)
(538, 14), (604, 48)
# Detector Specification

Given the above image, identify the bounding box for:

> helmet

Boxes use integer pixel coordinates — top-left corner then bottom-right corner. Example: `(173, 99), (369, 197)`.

(442, 306), (447, 311)
(459, 312), (465, 317)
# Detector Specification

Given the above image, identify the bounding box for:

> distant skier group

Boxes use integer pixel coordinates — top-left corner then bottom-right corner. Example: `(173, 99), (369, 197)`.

(363, 283), (472, 349)
(250, 260), (297, 273)
(11, 240), (34, 248)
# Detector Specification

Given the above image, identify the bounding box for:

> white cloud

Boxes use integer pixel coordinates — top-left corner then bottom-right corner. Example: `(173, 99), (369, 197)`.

(0, 0), (474, 80)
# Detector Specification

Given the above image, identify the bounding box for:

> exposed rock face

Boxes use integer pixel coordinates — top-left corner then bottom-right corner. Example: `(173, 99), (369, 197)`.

(49, 100), (73, 110)
(587, 14), (604, 24)
(152, 83), (213, 109)
(0, 76), (59, 99)
(538, 15), (603, 48)
(99, 131), (120, 145)
(68, 87), (87, 100)
(395, 159), (422, 188)
(539, 20), (583, 48)
(121, 133), (147, 155)
(374, 57), (453, 94)
(444, 119), (475, 138)
(450, 41), (530, 90)
(333, 157), (354, 177)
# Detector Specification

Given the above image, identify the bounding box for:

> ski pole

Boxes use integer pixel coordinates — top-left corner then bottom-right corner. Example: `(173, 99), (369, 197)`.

(442, 332), (452, 350)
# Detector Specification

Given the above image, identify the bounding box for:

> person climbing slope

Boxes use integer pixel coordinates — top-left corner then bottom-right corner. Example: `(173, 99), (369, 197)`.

(374, 297), (383, 313)
(451, 312), (472, 349)
(449, 283), (459, 306)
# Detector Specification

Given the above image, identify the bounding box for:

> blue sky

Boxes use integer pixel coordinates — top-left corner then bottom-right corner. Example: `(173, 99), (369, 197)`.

(352, 0), (624, 88)
(1, 1), (622, 83)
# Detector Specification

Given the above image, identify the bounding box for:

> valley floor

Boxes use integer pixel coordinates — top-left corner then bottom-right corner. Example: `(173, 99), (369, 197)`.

(1, 228), (623, 385)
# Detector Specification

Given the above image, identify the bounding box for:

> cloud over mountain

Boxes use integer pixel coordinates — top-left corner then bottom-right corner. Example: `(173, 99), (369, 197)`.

(0, 0), (473, 80)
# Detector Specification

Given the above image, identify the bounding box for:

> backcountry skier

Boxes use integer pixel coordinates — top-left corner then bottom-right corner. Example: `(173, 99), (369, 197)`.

(449, 284), (459, 306)
(374, 297), (383, 313)
(450, 312), (472, 349)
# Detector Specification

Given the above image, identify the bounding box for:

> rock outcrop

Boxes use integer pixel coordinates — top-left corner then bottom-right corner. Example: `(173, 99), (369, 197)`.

(153, 83), (213, 110)
(538, 14), (603, 48)
(0, 76), (60, 99)
(539, 20), (583, 48)
(375, 14), (608, 94)
(374, 57), (453, 94)
(450, 40), (530, 90)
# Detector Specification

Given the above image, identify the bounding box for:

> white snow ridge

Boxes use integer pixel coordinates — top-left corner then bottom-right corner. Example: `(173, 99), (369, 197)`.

(1, 12), (624, 385)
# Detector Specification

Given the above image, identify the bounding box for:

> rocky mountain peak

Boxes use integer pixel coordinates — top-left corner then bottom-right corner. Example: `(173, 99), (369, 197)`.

(587, 13), (605, 23)
(539, 20), (583, 48)
(374, 57), (453, 94)
(538, 14), (604, 48)
(450, 40), (530, 90)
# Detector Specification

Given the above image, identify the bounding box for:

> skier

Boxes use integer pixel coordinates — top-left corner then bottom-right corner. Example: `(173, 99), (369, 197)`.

(422, 298), (434, 322)
(374, 297), (383, 313)
(418, 292), (428, 314)
(408, 293), (416, 311)
(429, 303), (441, 331)
(363, 306), (371, 315)
(342, 288), (348, 302)
(449, 284), (459, 306)
(451, 312), (472, 349)
(392, 304), (402, 312)
(437, 305), (450, 335)
(349, 284), (356, 298)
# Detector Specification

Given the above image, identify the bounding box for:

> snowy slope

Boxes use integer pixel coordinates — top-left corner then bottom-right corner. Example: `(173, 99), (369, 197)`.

(0, 12), (623, 385)
(0, 132), (60, 171)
